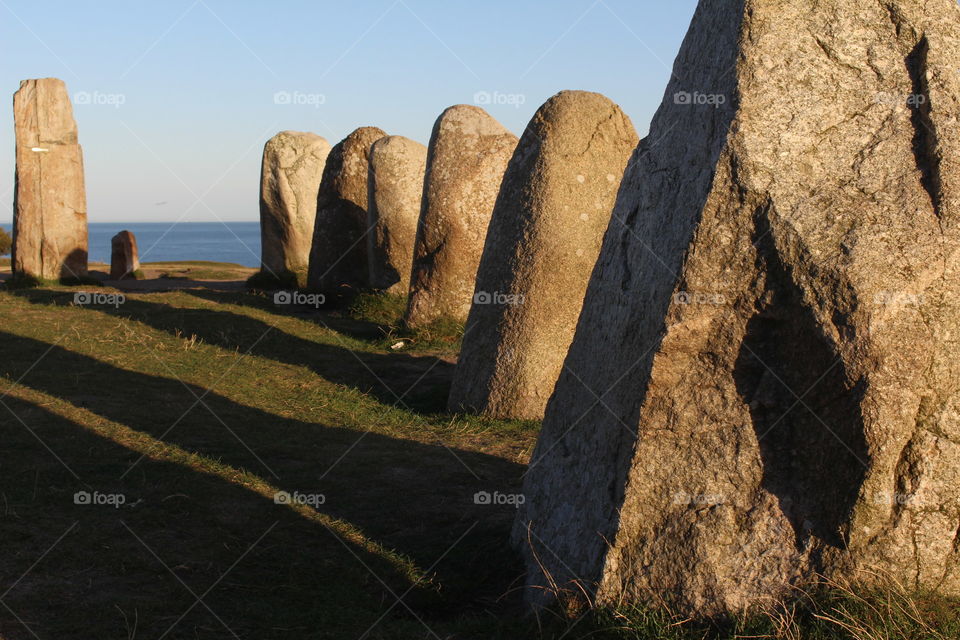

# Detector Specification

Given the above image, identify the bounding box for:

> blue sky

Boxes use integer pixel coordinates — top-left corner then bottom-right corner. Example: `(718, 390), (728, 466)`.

(0, 0), (698, 224)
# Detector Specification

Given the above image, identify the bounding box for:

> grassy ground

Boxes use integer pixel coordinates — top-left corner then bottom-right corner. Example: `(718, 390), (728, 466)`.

(140, 260), (256, 282)
(0, 278), (956, 639)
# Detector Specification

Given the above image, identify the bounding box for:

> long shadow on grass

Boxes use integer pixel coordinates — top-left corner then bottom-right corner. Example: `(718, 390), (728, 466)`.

(0, 394), (433, 639)
(0, 331), (525, 634)
(11, 289), (453, 413)
(182, 288), (399, 342)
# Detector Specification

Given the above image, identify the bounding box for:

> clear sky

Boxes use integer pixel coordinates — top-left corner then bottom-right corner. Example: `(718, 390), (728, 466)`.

(0, 0), (698, 224)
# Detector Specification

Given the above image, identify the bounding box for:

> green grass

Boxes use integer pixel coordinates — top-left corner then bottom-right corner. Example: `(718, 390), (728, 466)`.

(571, 580), (960, 639)
(0, 283), (955, 639)
(0, 284), (535, 638)
(142, 260), (254, 281)
(159, 268), (247, 280)
(5, 271), (103, 288)
(246, 268), (304, 290)
(143, 260), (249, 268)
(345, 291), (467, 354)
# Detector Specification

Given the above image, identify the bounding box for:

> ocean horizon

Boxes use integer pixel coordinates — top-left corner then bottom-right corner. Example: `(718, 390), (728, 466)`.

(86, 222), (261, 268)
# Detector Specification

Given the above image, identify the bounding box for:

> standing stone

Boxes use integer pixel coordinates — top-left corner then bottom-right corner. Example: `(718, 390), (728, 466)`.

(448, 91), (638, 419)
(13, 78), (88, 281)
(367, 135), (427, 295)
(307, 126), (386, 292)
(404, 106), (517, 326)
(516, 0), (960, 616)
(259, 131), (331, 286)
(110, 230), (140, 280)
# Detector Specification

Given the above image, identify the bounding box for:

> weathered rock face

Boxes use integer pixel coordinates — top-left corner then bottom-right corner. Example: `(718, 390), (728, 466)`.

(110, 230), (140, 280)
(13, 78), (88, 281)
(307, 126), (386, 292)
(405, 106), (518, 326)
(367, 135), (427, 295)
(516, 0), (960, 616)
(260, 131), (331, 286)
(448, 91), (638, 419)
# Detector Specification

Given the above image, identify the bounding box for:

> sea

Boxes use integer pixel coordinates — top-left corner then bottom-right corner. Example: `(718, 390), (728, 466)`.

(87, 222), (261, 267)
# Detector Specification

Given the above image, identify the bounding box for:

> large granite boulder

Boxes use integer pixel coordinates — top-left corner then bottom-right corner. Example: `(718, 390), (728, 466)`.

(516, 0), (960, 616)
(13, 78), (88, 281)
(404, 106), (517, 326)
(367, 135), (427, 295)
(307, 126), (387, 292)
(448, 91), (638, 419)
(110, 230), (140, 280)
(259, 131), (331, 286)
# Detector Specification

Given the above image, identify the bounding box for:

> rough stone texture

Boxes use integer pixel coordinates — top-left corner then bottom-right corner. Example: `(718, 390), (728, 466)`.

(307, 126), (386, 292)
(110, 230), (140, 280)
(516, 0), (960, 616)
(367, 135), (427, 295)
(405, 106), (518, 326)
(259, 131), (331, 286)
(448, 91), (638, 419)
(13, 78), (88, 281)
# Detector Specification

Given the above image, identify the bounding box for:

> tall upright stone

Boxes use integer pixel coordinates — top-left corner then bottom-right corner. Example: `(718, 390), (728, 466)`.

(405, 106), (517, 326)
(259, 131), (331, 286)
(367, 135), (427, 295)
(110, 230), (140, 280)
(516, 0), (960, 616)
(13, 78), (88, 281)
(307, 126), (386, 293)
(448, 91), (638, 419)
